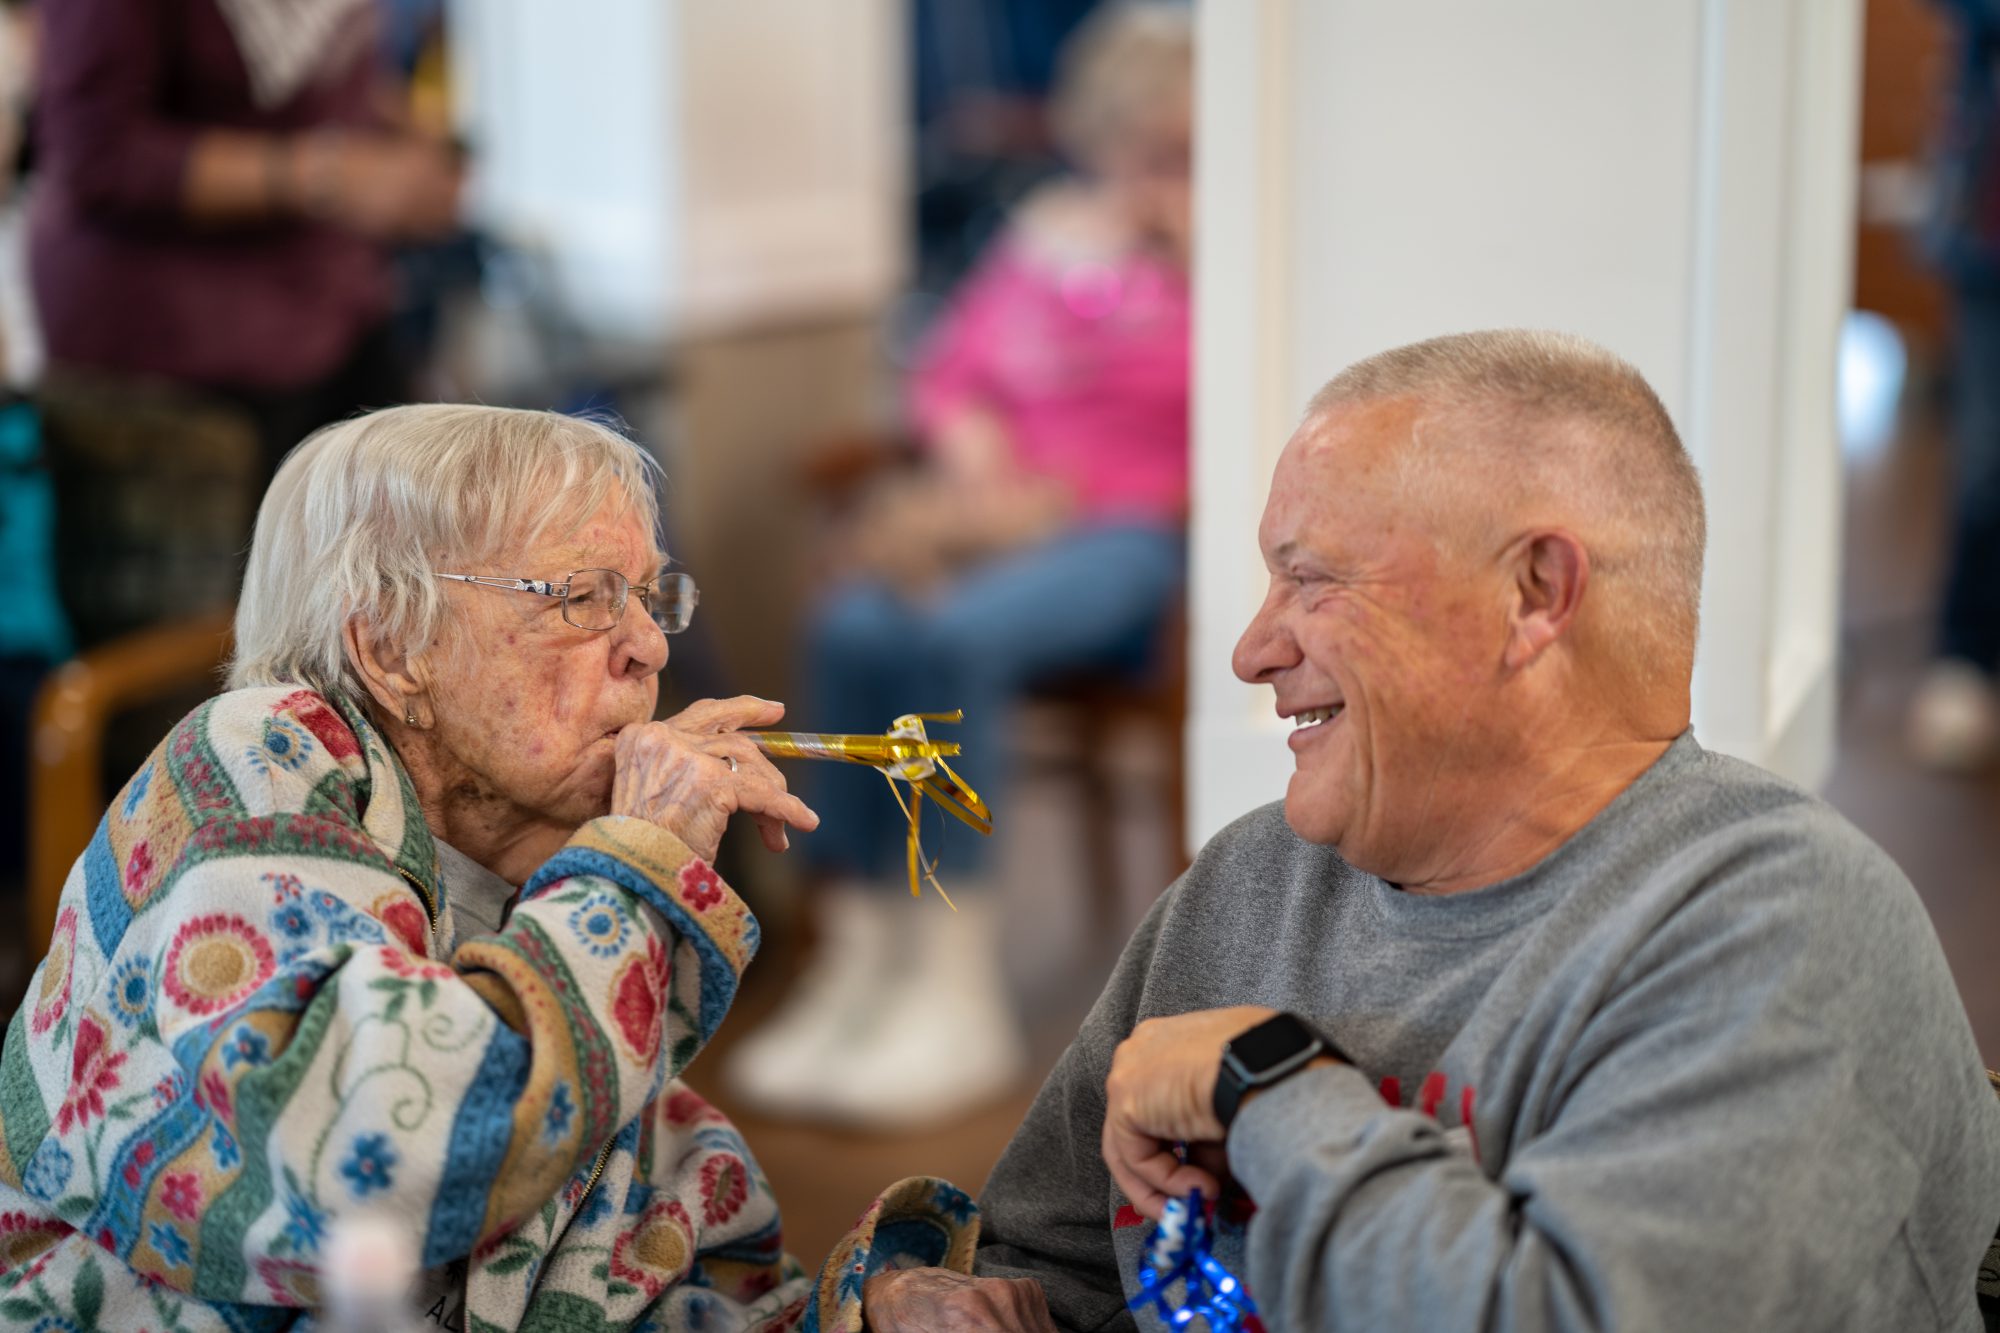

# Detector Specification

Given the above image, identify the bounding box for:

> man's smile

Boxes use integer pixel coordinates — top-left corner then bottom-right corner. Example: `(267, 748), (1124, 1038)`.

(1281, 700), (1346, 750)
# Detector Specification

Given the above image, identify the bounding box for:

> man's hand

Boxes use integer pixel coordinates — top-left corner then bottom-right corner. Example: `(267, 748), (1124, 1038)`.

(862, 1267), (1057, 1332)
(1101, 1005), (1280, 1221)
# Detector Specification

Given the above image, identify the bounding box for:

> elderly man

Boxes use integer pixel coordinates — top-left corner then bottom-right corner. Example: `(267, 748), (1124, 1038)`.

(866, 330), (2000, 1331)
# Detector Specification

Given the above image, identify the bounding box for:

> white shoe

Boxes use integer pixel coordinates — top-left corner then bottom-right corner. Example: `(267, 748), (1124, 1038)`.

(1907, 660), (2000, 773)
(723, 885), (902, 1116)
(814, 891), (1029, 1131)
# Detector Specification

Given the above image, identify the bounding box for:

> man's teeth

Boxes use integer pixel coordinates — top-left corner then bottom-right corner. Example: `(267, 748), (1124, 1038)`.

(1293, 705), (1342, 727)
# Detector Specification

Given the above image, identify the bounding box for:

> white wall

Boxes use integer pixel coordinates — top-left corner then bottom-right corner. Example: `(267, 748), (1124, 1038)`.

(447, 0), (906, 341)
(447, 0), (679, 341)
(1189, 0), (1862, 848)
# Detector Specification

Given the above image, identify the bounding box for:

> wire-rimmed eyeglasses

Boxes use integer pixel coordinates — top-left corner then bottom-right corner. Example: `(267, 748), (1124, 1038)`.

(433, 568), (699, 634)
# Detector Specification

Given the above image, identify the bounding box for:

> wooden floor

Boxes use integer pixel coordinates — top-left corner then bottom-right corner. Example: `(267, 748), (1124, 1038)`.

(1826, 400), (2000, 1061)
(691, 395), (2000, 1269)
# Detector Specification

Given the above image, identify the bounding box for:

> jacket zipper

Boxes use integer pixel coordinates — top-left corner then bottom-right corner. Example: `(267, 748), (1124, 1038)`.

(392, 863), (439, 929)
(574, 1137), (615, 1214)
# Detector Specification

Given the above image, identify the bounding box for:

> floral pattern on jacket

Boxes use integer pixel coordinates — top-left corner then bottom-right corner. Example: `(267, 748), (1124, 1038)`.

(0, 687), (975, 1330)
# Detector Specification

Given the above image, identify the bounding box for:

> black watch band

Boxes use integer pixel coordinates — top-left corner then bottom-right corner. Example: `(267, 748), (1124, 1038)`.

(1212, 1012), (1345, 1130)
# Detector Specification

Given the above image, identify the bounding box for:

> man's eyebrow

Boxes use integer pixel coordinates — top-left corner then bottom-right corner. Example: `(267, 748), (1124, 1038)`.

(1271, 540), (1338, 568)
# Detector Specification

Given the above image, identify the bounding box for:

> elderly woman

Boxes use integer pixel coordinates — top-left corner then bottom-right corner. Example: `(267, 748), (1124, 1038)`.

(0, 406), (976, 1330)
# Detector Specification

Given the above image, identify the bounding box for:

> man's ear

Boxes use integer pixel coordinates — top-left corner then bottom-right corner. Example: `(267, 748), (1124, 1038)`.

(342, 616), (424, 724)
(1502, 529), (1588, 671)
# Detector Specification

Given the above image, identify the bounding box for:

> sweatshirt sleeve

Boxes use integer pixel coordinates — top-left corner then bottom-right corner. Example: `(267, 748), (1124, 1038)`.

(974, 891), (1176, 1331)
(1224, 843), (1995, 1332)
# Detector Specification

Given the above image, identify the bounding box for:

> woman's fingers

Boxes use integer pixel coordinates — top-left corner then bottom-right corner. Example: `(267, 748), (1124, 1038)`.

(611, 704), (815, 857)
(716, 736), (787, 789)
(708, 735), (809, 853)
(669, 695), (786, 734)
(731, 778), (819, 836)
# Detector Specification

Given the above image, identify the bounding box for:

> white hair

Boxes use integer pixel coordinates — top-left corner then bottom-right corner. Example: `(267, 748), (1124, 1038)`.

(1307, 329), (1707, 683)
(228, 404), (664, 704)
(1049, 1), (1193, 168)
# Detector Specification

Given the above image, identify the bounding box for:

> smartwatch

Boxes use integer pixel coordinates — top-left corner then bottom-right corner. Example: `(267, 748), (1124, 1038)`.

(1212, 1012), (1346, 1130)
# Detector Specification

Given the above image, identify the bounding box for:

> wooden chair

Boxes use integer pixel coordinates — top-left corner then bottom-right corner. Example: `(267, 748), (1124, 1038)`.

(37, 376), (258, 649)
(24, 378), (256, 956)
(1020, 608), (1188, 939)
(27, 613), (233, 950)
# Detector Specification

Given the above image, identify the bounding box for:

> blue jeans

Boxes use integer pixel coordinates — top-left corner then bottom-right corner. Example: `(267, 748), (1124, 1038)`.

(799, 524), (1184, 882)
(1941, 286), (2000, 673)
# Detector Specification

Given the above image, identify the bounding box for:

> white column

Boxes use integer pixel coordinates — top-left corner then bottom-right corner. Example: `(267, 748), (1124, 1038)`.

(1189, 0), (1863, 849)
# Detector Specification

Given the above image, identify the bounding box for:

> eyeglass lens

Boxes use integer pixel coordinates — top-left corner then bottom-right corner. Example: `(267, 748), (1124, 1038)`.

(560, 569), (697, 634)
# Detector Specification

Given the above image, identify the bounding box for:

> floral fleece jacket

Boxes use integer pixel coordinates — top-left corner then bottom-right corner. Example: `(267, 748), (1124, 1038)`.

(0, 687), (976, 1331)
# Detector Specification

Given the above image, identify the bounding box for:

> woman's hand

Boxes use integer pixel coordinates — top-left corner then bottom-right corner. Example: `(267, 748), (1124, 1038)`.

(610, 696), (819, 863)
(862, 1268), (1057, 1332)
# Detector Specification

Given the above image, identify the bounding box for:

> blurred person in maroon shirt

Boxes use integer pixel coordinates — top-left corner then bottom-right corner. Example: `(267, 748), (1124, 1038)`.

(30, 0), (461, 483)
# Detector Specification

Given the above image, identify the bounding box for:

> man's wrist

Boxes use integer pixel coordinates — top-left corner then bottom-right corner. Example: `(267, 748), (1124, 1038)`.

(1212, 1012), (1349, 1130)
(1235, 1053), (1340, 1118)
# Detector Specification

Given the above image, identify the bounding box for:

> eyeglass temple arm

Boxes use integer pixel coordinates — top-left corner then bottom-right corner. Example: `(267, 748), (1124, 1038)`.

(435, 574), (566, 595)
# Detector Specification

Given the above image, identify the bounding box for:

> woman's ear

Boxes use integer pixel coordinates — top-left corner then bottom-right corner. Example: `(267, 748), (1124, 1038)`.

(1502, 529), (1589, 671)
(343, 616), (424, 724)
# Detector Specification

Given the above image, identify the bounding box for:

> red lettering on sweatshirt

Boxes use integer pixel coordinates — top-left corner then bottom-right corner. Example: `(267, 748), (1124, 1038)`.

(1419, 1071), (1447, 1119)
(1381, 1071), (1481, 1165)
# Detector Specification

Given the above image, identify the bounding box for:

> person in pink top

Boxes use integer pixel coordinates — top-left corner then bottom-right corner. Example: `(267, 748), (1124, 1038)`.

(726, 2), (1192, 1131)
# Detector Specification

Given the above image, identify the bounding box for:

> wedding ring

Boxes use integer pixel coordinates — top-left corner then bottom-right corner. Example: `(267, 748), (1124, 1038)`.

(724, 754), (738, 772)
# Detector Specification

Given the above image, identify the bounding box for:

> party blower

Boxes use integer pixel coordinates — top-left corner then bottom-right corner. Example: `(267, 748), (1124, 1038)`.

(746, 710), (991, 907)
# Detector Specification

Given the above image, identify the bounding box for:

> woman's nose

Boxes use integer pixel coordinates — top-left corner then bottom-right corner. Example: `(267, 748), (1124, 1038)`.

(615, 595), (669, 678)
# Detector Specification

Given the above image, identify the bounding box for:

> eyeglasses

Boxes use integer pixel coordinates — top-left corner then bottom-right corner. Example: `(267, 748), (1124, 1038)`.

(433, 568), (699, 634)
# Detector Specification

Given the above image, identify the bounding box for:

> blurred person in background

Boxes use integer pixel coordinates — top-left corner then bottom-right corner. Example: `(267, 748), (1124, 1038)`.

(725, 1), (1192, 1129)
(1911, 0), (2000, 770)
(909, 0), (1102, 297)
(31, 0), (462, 488)
(0, 405), (983, 1329)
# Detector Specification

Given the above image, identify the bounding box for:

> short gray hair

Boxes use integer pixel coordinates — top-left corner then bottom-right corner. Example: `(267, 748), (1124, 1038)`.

(1308, 329), (1707, 678)
(229, 404), (664, 704)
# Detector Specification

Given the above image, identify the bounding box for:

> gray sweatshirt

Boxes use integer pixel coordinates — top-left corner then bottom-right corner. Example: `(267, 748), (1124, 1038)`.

(975, 733), (2000, 1331)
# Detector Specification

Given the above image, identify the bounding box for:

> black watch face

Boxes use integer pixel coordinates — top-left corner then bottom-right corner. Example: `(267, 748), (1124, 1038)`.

(1231, 1013), (1317, 1073)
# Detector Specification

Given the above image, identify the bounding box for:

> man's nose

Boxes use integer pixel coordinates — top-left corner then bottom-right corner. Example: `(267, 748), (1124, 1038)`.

(1233, 591), (1298, 684)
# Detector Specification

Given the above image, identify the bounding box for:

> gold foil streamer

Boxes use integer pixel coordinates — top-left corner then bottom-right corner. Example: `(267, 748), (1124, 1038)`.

(747, 711), (991, 907)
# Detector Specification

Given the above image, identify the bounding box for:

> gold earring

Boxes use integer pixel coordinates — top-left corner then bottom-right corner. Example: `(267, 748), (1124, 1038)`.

(405, 705), (418, 727)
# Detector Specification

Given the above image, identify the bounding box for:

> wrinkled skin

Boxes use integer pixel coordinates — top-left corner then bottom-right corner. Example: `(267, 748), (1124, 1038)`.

(354, 496), (817, 882)
(1230, 398), (1524, 882)
(862, 1267), (1058, 1333)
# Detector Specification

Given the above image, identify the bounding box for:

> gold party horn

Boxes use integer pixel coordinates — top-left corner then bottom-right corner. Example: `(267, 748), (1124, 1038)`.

(747, 731), (961, 768)
(744, 711), (993, 905)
